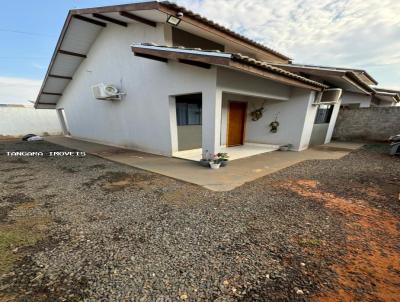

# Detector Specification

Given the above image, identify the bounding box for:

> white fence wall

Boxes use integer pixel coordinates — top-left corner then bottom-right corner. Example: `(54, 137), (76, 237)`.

(0, 105), (62, 138)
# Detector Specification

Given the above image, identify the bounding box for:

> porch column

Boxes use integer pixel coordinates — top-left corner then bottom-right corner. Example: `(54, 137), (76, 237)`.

(202, 88), (222, 155)
(324, 98), (342, 144)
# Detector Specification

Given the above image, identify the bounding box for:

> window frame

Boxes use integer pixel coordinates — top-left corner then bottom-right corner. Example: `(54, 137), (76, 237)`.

(314, 104), (334, 124)
(175, 94), (202, 126)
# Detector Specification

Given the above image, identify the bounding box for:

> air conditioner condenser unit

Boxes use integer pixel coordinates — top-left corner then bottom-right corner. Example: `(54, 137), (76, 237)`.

(91, 83), (125, 100)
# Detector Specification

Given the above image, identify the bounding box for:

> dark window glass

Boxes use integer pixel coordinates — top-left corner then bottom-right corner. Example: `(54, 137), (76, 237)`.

(176, 94), (202, 126)
(315, 104), (334, 124)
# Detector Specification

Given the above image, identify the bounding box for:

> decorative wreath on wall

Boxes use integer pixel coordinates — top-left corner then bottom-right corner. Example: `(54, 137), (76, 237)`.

(269, 113), (280, 133)
(250, 101), (266, 121)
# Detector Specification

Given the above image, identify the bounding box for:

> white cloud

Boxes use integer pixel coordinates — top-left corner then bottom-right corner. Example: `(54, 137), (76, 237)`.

(0, 77), (42, 104)
(32, 62), (47, 70)
(174, 0), (400, 88)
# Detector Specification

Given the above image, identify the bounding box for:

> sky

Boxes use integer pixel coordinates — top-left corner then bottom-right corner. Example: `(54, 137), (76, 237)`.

(1, 0), (399, 104)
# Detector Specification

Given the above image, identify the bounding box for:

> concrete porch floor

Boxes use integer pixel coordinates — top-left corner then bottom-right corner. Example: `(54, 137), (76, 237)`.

(45, 136), (364, 191)
(173, 143), (280, 161)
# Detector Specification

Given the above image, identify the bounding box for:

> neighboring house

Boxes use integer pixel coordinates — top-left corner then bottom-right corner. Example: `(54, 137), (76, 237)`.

(270, 63), (380, 145)
(0, 103), (61, 138)
(274, 63), (400, 109)
(34, 1), (353, 159)
(371, 88), (400, 107)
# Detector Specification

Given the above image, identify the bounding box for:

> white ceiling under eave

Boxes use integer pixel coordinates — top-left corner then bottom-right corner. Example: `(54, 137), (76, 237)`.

(36, 17), (104, 108)
(35, 9), (169, 109)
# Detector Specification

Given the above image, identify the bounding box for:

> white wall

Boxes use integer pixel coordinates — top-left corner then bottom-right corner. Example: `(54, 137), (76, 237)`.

(341, 91), (372, 108)
(0, 106), (61, 137)
(217, 68), (291, 101)
(57, 22), (217, 156)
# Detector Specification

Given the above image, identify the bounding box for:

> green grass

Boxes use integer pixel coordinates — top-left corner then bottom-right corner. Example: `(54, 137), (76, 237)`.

(298, 238), (321, 247)
(0, 218), (48, 274)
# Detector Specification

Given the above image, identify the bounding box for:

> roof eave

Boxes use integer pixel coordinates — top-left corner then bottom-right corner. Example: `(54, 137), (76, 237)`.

(345, 71), (375, 94)
(69, 1), (159, 15)
(34, 11), (74, 109)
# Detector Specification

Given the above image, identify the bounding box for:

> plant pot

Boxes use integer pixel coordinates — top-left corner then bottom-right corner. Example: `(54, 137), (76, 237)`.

(209, 162), (221, 169)
(220, 160), (228, 167)
(199, 159), (210, 167)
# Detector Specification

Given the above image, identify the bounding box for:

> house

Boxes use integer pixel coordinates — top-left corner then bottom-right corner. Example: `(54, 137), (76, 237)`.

(35, 1), (346, 160)
(371, 88), (400, 107)
(274, 63), (400, 109)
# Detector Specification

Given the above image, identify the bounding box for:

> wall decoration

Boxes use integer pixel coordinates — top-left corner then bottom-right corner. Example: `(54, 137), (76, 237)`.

(269, 113), (280, 133)
(250, 101), (266, 121)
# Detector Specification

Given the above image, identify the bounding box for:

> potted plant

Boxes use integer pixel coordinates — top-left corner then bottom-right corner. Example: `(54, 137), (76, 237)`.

(217, 152), (229, 167)
(209, 154), (222, 169)
(279, 144), (293, 151)
(199, 150), (211, 167)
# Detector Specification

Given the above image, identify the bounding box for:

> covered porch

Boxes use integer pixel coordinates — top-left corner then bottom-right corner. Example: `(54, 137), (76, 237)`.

(170, 78), (320, 161)
(173, 143), (280, 161)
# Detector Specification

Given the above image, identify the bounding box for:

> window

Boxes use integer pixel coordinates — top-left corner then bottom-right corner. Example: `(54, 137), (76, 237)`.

(314, 104), (334, 124)
(176, 94), (202, 126)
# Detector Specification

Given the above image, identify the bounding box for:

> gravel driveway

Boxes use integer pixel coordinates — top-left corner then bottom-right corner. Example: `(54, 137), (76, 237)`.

(0, 140), (399, 301)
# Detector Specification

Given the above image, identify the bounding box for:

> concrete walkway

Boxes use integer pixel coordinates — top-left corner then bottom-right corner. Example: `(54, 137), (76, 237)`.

(45, 136), (363, 191)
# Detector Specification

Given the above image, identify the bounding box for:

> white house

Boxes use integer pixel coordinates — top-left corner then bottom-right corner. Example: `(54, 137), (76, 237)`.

(35, 1), (345, 159)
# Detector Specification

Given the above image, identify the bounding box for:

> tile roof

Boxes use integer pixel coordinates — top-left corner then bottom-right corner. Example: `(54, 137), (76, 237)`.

(160, 1), (291, 61)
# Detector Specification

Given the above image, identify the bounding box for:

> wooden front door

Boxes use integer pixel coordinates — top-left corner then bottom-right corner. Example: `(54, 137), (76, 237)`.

(227, 101), (247, 146)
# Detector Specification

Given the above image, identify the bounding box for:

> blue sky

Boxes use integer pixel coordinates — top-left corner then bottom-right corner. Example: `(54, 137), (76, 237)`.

(1, 0), (399, 103)
(0, 0), (132, 80)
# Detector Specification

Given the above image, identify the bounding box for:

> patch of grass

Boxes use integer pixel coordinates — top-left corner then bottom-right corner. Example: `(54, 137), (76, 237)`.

(83, 171), (155, 192)
(2, 193), (34, 204)
(8, 158), (29, 164)
(0, 167), (26, 172)
(87, 164), (106, 170)
(0, 217), (49, 275)
(298, 238), (321, 247)
(58, 166), (79, 173)
(364, 144), (388, 150)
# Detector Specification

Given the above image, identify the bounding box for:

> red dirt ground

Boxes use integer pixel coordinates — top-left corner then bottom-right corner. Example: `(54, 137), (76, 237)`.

(282, 179), (400, 302)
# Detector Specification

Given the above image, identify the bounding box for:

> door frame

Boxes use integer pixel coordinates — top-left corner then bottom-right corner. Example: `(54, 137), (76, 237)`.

(226, 101), (247, 146)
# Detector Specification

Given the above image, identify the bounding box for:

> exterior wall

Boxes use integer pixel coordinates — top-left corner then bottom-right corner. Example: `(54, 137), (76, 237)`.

(217, 68), (318, 151)
(172, 27), (224, 51)
(57, 22), (217, 156)
(217, 68), (292, 101)
(177, 125), (202, 150)
(309, 124), (329, 145)
(341, 91), (372, 108)
(0, 105), (61, 138)
(333, 107), (400, 141)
